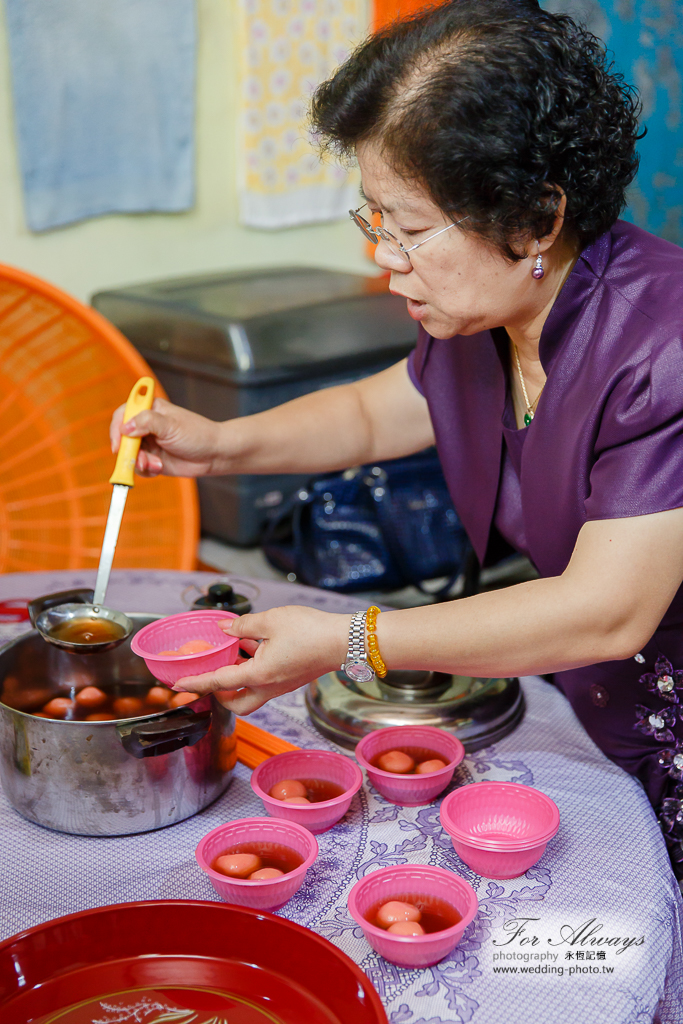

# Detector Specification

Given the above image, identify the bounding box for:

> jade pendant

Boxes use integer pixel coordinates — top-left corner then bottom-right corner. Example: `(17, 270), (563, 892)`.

(524, 412), (533, 426)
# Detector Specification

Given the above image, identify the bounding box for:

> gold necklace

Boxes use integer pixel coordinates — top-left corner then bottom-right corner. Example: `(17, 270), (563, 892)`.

(513, 344), (543, 426)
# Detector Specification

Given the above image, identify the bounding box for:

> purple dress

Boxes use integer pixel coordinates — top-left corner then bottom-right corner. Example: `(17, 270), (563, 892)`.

(408, 220), (683, 815)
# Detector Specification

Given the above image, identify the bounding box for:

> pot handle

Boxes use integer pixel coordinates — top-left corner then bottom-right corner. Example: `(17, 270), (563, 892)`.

(118, 707), (212, 759)
(28, 588), (94, 626)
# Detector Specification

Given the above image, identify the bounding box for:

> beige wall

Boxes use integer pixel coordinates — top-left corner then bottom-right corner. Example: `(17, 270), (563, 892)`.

(0, 0), (371, 304)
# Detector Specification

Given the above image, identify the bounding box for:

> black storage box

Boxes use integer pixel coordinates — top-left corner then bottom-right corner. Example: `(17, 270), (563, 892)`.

(92, 267), (418, 545)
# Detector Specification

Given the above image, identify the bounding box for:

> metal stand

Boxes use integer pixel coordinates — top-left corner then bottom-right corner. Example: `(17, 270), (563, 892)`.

(306, 668), (525, 751)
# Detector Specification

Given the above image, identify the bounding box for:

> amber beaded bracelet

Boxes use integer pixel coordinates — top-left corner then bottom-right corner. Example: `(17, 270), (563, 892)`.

(366, 605), (387, 678)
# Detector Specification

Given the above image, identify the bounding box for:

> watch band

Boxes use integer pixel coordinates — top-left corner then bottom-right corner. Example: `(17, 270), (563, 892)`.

(340, 610), (375, 682)
(344, 610), (368, 667)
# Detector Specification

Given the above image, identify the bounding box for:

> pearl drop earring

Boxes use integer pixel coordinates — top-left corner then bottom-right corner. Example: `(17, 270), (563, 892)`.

(532, 240), (545, 280)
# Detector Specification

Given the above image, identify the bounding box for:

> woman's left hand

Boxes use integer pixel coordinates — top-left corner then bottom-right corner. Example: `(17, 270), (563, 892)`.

(172, 606), (350, 715)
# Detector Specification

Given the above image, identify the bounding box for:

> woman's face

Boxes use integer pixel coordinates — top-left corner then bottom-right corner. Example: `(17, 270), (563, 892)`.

(356, 142), (550, 341)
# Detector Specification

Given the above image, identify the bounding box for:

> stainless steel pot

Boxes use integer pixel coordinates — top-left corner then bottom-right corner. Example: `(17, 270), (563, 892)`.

(0, 614), (235, 836)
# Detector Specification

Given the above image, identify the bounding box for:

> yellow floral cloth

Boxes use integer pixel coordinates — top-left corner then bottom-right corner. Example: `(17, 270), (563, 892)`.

(238, 0), (364, 228)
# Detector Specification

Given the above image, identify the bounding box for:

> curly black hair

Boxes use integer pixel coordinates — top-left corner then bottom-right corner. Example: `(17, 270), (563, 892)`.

(310, 0), (643, 259)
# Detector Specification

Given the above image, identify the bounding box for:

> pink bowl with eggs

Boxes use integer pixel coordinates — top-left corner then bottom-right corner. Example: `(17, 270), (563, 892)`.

(131, 610), (240, 684)
(348, 865), (478, 968)
(195, 816), (318, 911)
(440, 782), (560, 878)
(355, 726), (465, 806)
(251, 749), (363, 834)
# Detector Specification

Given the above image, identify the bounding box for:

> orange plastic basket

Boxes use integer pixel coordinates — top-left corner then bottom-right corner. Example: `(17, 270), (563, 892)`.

(0, 263), (200, 573)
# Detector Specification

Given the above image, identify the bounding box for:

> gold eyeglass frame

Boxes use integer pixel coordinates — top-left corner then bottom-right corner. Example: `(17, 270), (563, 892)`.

(349, 204), (469, 263)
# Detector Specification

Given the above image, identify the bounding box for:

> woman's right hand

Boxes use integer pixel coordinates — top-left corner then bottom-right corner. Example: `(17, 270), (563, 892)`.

(108, 360), (434, 480)
(109, 397), (227, 477)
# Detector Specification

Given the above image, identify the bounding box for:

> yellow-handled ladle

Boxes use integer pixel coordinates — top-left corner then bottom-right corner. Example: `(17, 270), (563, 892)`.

(30, 378), (155, 654)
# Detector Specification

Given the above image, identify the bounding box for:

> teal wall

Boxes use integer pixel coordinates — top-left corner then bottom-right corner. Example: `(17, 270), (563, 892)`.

(542, 0), (683, 246)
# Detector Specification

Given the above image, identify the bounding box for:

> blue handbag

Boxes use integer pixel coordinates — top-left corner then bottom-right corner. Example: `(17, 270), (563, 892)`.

(262, 449), (476, 596)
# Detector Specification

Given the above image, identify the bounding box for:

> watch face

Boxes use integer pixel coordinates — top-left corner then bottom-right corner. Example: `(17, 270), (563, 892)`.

(344, 659), (375, 683)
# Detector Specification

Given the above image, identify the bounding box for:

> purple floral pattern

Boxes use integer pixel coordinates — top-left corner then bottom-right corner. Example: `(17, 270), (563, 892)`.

(633, 704), (676, 743)
(639, 655), (683, 704)
(659, 741), (683, 782)
(659, 797), (683, 839)
(466, 748), (534, 787)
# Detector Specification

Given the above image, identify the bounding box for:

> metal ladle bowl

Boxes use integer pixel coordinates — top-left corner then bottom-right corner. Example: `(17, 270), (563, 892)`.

(28, 589), (133, 655)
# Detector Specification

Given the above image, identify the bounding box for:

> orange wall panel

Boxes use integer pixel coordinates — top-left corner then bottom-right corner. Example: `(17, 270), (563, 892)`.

(373, 0), (433, 31)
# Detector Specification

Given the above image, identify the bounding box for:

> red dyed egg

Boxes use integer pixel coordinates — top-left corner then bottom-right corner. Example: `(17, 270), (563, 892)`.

(377, 750), (415, 774)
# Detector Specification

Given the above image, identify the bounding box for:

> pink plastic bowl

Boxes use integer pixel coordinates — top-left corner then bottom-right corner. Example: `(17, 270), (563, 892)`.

(131, 610), (240, 684)
(251, 749), (363, 834)
(195, 816), (318, 911)
(348, 865), (478, 968)
(440, 782), (560, 879)
(355, 726), (465, 806)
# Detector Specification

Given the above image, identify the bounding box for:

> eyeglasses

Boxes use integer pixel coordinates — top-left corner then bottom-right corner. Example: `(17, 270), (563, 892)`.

(349, 204), (469, 265)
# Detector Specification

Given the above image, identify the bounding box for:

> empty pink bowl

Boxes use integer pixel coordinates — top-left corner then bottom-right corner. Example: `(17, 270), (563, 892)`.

(131, 610), (240, 684)
(195, 816), (318, 911)
(251, 749), (363, 834)
(355, 726), (465, 806)
(348, 865), (478, 968)
(440, 782), (560, 879)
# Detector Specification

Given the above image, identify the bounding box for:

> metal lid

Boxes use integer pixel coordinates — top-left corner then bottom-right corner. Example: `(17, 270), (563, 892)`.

(92, 267), (417, 380)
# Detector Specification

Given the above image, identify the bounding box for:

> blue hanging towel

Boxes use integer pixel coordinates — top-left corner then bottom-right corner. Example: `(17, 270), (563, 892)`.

(4, 0), (196, 232)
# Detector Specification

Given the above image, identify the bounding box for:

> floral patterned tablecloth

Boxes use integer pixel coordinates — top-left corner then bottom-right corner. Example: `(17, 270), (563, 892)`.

(1, 570), (682, 1024)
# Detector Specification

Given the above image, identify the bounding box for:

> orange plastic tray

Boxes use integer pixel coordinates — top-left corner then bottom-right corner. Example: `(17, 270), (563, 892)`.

(0, 263), (199, 572)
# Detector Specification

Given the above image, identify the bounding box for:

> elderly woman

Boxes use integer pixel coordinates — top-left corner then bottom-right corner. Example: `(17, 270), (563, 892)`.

(112, 1), (683, 867)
